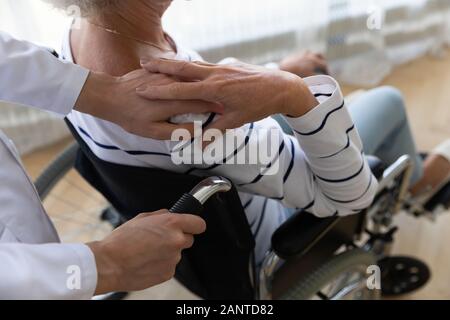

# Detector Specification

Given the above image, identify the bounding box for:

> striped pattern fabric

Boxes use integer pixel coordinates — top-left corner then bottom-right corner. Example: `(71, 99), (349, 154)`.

(63, 31), (377, 263)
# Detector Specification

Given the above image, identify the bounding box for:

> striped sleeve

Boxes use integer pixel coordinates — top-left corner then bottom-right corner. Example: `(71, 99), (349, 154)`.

(282, 75), (378, 216)
(172, 75), (378, 218)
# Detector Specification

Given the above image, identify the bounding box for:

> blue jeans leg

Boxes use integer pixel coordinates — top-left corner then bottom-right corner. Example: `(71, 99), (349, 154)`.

(347, 86), (423, 185)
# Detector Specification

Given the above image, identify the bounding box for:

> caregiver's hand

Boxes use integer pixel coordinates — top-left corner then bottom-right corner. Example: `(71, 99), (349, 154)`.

(75, 69), (223, 140)
(88, 210), (206, 295)
(138, 59), (319, 131)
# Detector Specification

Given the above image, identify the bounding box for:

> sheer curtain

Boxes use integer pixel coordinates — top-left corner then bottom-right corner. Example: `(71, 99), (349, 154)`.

(164, 0), (329, 64)
(0, 0), (70, 155)
(326, 0), (450, 86)
(1, 0), (449, 153)
(165, 0), (450, 86)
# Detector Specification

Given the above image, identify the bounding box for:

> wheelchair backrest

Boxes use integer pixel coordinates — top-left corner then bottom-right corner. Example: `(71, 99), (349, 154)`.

(66, 120), (256, 300)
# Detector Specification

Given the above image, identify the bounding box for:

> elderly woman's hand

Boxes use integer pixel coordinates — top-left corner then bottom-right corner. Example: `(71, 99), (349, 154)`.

(279, 50), (330, 78)
(75, 69), (223, 140)
(138, 59), (319, 132)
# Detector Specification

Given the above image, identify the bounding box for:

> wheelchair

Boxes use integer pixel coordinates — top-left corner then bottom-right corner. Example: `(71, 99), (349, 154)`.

(35, 125), (447, 300)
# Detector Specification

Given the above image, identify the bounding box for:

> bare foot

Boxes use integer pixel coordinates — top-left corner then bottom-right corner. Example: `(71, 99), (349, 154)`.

(411, 154), (450, 197)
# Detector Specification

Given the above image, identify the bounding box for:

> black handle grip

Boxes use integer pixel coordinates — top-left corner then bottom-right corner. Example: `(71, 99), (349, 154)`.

(170, 193), (204, 215)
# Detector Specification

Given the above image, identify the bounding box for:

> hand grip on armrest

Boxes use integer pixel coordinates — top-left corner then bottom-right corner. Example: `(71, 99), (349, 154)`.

(170, 176), (232, 215)
(170, 193), (204, 215)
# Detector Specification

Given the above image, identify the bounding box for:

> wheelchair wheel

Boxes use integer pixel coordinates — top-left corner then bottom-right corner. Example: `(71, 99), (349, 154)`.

(35, 142), (115, 243)
(280, 249), (381, 300)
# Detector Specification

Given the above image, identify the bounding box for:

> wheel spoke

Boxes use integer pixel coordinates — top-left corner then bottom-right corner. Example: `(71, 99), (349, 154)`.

(63, 177), (105, 205)
(329, 278), (367, 300)
(50, 206), (107, 226)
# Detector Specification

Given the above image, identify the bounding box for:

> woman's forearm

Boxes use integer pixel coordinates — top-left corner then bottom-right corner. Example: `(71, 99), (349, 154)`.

(144, 58), (378, 215)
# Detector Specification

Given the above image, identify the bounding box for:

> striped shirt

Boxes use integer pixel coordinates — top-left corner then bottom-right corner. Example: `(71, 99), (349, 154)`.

(62, 30), (378, 263)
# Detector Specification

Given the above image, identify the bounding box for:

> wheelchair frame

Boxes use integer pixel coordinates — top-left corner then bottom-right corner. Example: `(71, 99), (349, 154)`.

(36, 140), (438, 300)
(258, 155), (414, 300)
(35, 47), (441, 299)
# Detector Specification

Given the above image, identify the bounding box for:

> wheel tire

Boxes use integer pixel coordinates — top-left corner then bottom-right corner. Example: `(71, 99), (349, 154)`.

(35, 142), (79, 200)
(34, 142), (128, 300)
(280, 249), (380, 300)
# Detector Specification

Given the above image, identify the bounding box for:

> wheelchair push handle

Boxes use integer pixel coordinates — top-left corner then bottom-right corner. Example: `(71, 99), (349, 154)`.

(170, 177), (232, 215)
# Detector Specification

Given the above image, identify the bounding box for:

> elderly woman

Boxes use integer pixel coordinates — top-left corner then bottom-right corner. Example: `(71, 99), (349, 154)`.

(45, 0), (449, 263)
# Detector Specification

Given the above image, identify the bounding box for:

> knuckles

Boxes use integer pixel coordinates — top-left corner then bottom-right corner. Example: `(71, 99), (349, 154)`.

(174, 60), (191, 74)
(170, 232), (188, 250)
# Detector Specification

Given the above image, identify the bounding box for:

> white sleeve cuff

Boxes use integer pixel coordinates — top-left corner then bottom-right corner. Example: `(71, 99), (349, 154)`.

(49, 62), (89, 117)
(283, 75), (342, 132)
(67, 243), (98, 300)
(0, 243), (98, 300)
(282, 75), (352, 158)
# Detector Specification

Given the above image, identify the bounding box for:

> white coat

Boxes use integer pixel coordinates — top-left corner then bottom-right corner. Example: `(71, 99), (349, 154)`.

(0, 31), (97, 300)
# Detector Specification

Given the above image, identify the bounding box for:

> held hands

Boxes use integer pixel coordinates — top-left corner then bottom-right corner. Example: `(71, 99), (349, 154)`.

(76, 54), (324, 139)
(75, 70), (223, 140)
(76, 52), (326, 140)
(88, 210), (206, 295)
(138, 59), (319, 132)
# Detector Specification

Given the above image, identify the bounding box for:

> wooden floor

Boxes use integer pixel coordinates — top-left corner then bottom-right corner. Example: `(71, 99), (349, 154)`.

(23, 51), (450, 300)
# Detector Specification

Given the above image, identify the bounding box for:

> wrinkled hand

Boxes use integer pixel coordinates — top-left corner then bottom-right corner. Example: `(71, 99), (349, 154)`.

(76, 69), (223, 140)
(137, 59), (318, 132)
(88, 210), (206, 295)
(279, 50), (329, 78)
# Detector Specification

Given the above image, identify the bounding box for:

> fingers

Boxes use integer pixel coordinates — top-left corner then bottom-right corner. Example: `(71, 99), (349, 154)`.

(311, 54), (330, 75)
(136, 209), (169, 219)
(163, 100), (224, 116)
(141, 122), (195, 140)
(205, 114), (242, 133)
(315, 53), (326, 60)
(137, 211), (206, 237)
(169, 231), (196, 251)
(181, 234), (195, 250)
(137, 82), (210, 101)
(190, 60), (217, 67)
(141, 59), (213, 80)
(175, 214), (207, 235)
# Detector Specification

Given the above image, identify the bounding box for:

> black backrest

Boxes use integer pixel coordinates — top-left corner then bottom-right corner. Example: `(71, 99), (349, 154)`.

(66, 121), (256, 300)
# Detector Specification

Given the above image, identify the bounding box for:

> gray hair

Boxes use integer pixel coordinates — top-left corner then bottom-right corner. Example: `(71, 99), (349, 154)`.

(42, 0), (118, 17)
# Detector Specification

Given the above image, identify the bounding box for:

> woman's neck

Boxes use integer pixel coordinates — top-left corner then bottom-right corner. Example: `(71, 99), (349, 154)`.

(88, 1), (169, 49)
(71, 0), (175, 76)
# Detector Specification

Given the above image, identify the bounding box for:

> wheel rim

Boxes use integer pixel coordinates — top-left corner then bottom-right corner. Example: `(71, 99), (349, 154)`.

(41, 168), (114, 243)
(314, 265), (380, 300)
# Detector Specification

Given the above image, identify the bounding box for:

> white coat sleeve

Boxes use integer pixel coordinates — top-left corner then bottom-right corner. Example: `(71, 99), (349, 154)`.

(0, 31), (89, 116)
(0, 242), (97, 300)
